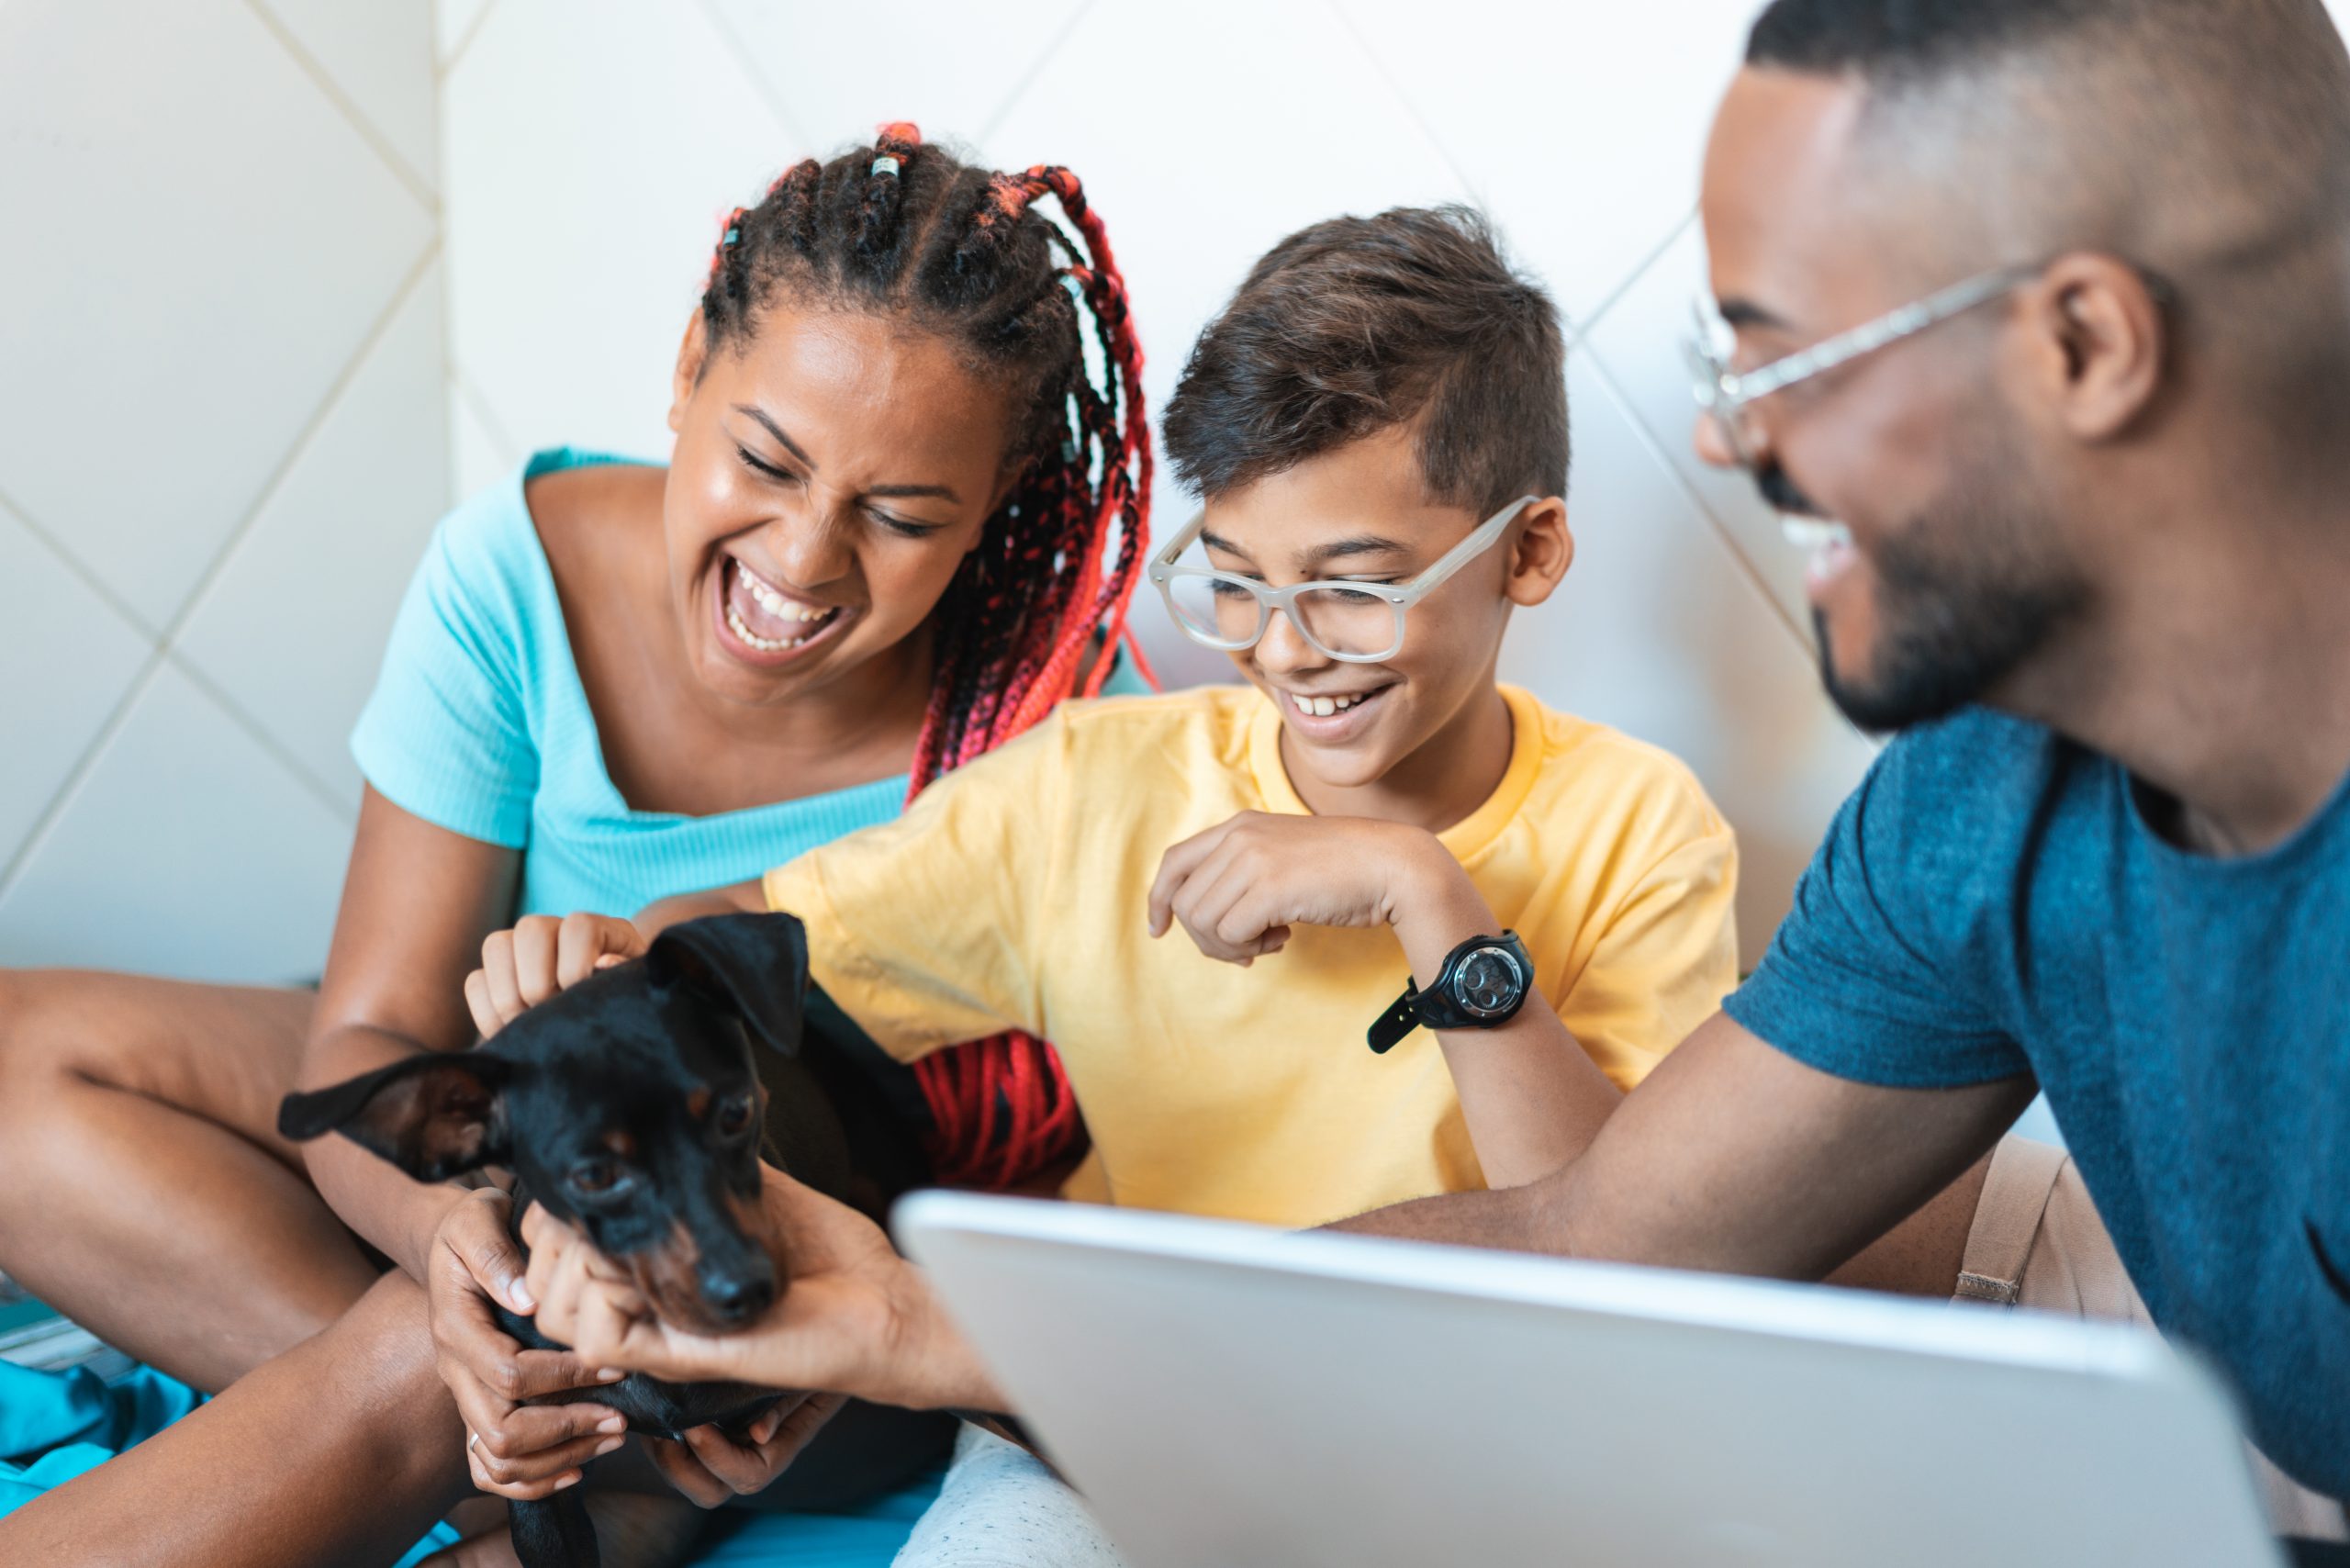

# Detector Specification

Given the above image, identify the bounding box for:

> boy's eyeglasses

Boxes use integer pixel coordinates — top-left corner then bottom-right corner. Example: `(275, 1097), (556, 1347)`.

(1682, 263), (2042, 469)
(1147, 496), (1539, 664)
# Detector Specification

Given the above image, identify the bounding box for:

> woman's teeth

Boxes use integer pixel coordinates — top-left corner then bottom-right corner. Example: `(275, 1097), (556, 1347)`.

(726, 603), (822, 652)
(741, 570), (833, 624)
(726, 559), (838, 653)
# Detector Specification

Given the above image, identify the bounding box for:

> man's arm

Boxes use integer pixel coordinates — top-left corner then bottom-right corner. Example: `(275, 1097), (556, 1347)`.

(1332, 1010), (2033, 1285)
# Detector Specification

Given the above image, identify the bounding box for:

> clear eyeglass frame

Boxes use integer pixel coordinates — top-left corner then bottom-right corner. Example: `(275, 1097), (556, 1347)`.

(1682, 263), (2044, 467)
(1147, 495), (1541, 664)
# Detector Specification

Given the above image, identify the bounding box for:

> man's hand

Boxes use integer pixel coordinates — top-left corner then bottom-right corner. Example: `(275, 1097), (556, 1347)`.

(425, 1189), (630, 1500)
(521, 1165), (1006, 1413)
(1147, 812), (1465, 965)
(464, 913), (647, 1038)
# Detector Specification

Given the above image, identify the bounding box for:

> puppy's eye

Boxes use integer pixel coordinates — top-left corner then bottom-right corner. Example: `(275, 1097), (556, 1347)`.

(716, 1093), (756, 1138)
(569, 1159), (626, 1195)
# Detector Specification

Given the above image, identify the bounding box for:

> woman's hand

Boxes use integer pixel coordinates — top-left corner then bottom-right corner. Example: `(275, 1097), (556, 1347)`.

(464, 913), (646, 1037)
(425, 1188), (631, 1500)
(1147, 812), (1466, 964)
(638, 1393), (848, 1507)
(521, 1166), (1005, 1412)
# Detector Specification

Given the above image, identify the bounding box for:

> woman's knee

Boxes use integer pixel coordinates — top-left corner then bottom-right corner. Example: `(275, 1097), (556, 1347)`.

(0, 969), (309, 1148)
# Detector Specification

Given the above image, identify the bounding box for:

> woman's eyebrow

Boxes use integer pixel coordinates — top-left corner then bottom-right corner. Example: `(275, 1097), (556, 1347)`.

(733, 405), (815, 467)
(867, 481), (962, 503)
(732, 405), (960, 502)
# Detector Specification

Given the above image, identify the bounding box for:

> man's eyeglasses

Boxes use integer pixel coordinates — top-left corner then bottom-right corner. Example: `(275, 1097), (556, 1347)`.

(1147, 497), (1539, 663)
(1682, 263), (2044, 468)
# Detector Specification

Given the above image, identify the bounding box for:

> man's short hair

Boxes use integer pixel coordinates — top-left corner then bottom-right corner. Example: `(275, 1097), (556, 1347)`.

(1162, 206), (1567, 515)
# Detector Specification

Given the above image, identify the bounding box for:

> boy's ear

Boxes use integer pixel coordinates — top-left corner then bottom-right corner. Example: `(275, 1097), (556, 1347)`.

(648, 913), (811, 1058)
(277, 1051), (515, 1182)
(1505, 497), (1573, 609)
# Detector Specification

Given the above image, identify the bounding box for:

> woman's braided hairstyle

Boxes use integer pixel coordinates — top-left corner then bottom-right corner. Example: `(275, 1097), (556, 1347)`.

(701, 123), (1152, 1188)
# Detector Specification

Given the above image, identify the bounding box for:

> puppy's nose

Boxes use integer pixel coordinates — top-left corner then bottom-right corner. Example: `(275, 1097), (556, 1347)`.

(699, 1260), (776, 1326)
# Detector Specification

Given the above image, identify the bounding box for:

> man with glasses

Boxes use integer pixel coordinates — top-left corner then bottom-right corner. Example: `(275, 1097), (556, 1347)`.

(1338, 0), (2350, 1531)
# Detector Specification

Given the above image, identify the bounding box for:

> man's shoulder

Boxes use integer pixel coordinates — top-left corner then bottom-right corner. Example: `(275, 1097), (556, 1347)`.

(1858, 708), (2084, 860)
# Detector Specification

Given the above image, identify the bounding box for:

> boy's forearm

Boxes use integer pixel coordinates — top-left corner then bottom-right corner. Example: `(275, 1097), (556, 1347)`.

(636, 877), (768, 936)
(1389, 852), (1621, 1189)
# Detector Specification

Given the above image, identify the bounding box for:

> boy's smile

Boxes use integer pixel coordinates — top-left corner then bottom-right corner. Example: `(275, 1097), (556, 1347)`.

(1199, 425), (1572, 829)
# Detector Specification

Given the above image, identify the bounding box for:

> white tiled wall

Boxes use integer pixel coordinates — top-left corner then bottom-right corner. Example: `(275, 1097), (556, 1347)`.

(23, 3), (2348, 984)
(435, 0), (1846, 958)
(0, 0), (443, 981)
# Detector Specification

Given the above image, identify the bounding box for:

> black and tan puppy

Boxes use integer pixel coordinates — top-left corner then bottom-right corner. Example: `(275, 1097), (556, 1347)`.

(279, 912), (950, 1568)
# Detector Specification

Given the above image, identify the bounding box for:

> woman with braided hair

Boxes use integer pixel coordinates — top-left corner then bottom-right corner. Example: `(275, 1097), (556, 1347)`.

(0, 124), (1148, 1568)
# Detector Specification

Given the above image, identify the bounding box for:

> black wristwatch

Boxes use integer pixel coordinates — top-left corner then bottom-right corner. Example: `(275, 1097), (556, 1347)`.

(1366, 932), (1534, 1054)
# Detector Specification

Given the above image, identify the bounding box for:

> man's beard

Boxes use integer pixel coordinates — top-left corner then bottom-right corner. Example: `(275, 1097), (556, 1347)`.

(1807, 442), (2088, 734)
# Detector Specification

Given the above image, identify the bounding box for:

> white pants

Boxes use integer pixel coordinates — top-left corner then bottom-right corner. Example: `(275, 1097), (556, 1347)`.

(890, 1422), (1129, 1568)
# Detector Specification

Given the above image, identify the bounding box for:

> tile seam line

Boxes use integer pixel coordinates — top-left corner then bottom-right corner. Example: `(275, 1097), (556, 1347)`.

(694, 0), (817, 154)
(162, 648), (359, 825)
(977, 0), (1102, 147)
(452, 369), (526, 467)
(437, 0), (501, 82)
(1577, 209), (1699, 338)
(0, 241), (440, 902)
(1319, 0), (1485, 203)
(1573, 335), (1815, 652)
(242, 0), (441, 216)
(0, 486), (163, 644)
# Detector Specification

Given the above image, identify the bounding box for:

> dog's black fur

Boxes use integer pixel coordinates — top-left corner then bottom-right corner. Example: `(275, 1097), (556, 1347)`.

(278, 913), (952, 1568)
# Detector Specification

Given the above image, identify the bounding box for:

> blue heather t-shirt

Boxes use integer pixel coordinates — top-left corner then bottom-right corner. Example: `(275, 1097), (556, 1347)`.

(1727, 708), (2350, 1499)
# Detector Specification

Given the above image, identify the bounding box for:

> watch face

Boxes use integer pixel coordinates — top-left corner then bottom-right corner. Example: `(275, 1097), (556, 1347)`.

(1455, 947), (1526, 1018)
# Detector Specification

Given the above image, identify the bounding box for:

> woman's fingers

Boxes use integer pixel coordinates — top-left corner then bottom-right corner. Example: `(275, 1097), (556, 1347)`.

(672, 1393), (845, 1498)
(640, 1435), (733, 1508)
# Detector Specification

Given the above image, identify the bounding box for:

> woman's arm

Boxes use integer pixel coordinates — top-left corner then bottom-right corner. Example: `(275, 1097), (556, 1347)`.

(300, 787), (523, 1276)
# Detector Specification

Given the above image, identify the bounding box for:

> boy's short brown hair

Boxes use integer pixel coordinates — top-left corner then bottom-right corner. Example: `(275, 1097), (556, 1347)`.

(1162, 205), (1568, 512)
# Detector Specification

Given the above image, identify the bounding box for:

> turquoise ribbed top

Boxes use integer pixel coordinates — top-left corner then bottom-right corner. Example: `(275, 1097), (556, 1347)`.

(351, 447), (1144, 919)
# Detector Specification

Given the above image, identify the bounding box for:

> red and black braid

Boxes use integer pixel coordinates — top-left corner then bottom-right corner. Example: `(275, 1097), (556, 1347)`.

(699, 124), (1152, 1190)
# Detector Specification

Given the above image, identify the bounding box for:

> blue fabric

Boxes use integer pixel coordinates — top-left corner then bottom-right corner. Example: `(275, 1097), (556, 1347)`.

(699, 1473), (944, 1566)
(0, 1354), (464, 1562)
(352, 446), (1148, 922)
(1726, 707), (2350, 1500)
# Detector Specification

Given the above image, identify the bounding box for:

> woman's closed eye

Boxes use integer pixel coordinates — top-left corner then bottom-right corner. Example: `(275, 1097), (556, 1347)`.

(735, 444), (804, 487)
(737, 445), (947, 538)
(865, 506), (945, 540)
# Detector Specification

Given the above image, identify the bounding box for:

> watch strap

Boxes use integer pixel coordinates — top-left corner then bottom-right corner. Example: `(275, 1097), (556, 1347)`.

(1366, 986), (1423, 1054)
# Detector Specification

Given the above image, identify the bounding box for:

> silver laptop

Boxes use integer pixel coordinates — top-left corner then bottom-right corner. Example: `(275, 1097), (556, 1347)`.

(897, 1192), (2282, 1568)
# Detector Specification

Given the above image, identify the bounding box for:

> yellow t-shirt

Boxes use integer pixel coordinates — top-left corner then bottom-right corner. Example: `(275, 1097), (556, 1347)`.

(765, 684), (1737, 1227)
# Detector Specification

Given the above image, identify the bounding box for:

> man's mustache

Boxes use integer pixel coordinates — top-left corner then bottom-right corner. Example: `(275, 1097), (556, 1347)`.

(1755, 463), (1825, 518)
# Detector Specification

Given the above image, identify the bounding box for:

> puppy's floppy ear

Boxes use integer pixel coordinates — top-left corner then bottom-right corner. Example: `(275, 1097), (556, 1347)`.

(277, 1050), (514, 1182)
(647, 913), (811, 1057)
